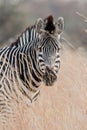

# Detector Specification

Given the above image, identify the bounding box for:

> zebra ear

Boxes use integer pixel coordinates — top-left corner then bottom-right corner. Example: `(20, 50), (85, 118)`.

(55, 17), (64, 34)
(35, 18), (44, 33)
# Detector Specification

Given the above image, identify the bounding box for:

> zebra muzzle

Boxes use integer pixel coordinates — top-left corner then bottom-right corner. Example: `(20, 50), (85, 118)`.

(43, 66), (57, 86)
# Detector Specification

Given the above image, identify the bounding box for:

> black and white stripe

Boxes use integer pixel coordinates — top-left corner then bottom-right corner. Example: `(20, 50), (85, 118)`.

(11, 25), (40, 48)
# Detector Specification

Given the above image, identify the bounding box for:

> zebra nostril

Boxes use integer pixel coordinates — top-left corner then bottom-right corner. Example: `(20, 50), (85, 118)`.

(46, 65), (54, 70)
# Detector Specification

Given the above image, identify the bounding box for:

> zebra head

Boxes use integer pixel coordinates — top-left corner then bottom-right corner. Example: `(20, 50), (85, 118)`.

(35, 16), (64, 86)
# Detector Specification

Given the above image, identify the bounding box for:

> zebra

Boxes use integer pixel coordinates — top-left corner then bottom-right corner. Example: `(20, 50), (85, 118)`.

(0, 16), (64, 129)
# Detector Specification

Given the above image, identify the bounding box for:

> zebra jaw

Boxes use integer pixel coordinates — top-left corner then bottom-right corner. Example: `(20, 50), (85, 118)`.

(43, 66), (57, 86)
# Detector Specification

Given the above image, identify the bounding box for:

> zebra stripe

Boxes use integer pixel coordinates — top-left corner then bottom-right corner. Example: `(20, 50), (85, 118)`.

(11, 25), (40, 48)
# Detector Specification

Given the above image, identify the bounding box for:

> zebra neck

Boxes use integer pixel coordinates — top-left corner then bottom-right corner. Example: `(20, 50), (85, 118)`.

(17, 51), (43, 92)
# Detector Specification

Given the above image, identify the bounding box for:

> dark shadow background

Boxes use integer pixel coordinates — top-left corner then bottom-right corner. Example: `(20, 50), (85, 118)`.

(0, 0), (87, 49)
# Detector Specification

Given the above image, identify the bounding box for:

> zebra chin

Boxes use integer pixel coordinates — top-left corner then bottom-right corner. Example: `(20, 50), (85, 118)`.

(43, 66), (57, 86)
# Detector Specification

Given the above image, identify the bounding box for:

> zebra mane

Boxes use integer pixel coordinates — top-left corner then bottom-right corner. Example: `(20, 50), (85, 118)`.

(10, 24), (36, 48)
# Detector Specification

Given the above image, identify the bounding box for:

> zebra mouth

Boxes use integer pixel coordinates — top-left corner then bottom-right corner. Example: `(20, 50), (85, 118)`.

(43, 66), (57, 86)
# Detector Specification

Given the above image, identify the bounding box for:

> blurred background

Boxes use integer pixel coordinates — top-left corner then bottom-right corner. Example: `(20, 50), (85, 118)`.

(0, 0), (87, 50)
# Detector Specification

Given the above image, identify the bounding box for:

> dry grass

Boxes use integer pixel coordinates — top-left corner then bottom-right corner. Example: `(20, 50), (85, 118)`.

(0, 45), (87, 130)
